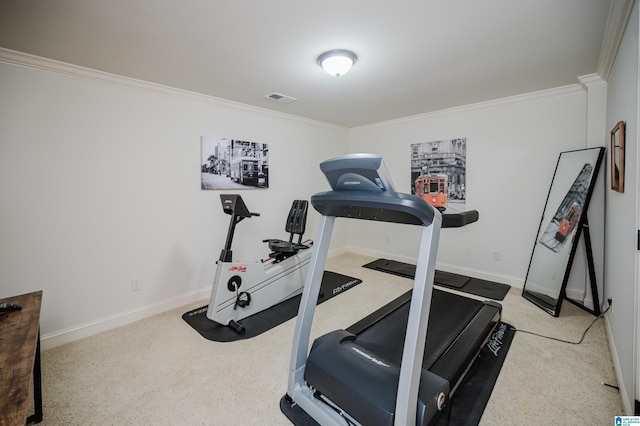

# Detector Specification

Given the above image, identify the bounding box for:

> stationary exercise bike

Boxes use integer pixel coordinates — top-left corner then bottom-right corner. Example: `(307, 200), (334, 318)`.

(206, 194), (312, 334)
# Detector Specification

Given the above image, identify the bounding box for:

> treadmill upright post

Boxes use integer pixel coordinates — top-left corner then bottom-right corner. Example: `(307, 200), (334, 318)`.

(395, 217), (441, 425)
(287, 216), (339, 416)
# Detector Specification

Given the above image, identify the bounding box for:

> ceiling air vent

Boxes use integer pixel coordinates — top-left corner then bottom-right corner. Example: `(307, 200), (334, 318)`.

(265, 92), (297, 104)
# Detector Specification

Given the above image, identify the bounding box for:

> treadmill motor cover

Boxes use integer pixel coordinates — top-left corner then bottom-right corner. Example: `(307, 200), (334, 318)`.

(305, 329), (449, 426)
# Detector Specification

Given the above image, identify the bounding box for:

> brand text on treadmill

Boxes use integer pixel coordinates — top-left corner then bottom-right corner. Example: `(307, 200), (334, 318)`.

(352, 347), (390, 367)
(332, 279), (361, 295)
(487, 323), (507, 356)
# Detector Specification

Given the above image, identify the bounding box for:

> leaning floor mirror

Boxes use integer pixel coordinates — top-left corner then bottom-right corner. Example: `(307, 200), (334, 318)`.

(522, 147), (605, 316)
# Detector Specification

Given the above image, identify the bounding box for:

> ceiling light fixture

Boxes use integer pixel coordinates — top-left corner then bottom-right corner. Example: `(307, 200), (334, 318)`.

(317, 49), (357, 77)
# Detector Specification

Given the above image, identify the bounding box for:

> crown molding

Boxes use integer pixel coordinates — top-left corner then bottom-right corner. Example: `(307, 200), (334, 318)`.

(578, 73), (606, 91)
(0, 42), (617, 133)
(0, 47), (346, 130)
(351, 83), (585, 131)
(597, 0), (636, 80)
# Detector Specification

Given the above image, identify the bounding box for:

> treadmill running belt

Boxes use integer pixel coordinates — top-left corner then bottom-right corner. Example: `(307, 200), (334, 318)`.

(353, 289), (482, 369)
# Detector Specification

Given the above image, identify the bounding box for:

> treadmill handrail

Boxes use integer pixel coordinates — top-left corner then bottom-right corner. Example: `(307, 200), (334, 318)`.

(311, 190), (438, 226)
(441, 210), (479, 228)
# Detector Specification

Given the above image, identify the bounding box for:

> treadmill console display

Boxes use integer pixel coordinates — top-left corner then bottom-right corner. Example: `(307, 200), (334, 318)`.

(319, 153), (396, 192)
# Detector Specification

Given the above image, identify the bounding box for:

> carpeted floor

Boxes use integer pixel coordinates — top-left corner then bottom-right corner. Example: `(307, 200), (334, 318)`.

(36, 253), (623, 425)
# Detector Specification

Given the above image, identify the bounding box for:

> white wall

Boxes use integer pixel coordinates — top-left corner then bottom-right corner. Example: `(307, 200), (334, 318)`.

(347, 88), (593, 288)
(0, 56), (349, 346)
(2, 36), (636, 422)
(604, 0), (639, 414)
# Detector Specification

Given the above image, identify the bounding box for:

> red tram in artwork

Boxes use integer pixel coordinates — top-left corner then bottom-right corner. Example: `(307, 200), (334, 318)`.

(555, 203), (581, 242)
(414, 174), (448, 212)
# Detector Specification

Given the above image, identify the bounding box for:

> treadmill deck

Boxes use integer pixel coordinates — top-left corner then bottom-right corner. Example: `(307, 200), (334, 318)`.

(304, 289), (502, 426)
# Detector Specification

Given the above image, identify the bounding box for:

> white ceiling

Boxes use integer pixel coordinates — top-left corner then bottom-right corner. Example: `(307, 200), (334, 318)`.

(0, 1), (613, 127)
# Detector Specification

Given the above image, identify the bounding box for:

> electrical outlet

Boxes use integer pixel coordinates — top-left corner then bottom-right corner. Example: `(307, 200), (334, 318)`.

(492, 250), (501, 261)
(131, 279), (142, 292)
(385, 235), (391, 243)
(465, 246), (472, 255)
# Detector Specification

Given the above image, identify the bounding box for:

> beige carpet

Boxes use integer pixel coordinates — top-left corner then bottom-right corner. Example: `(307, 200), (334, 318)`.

(37, 253), (623, 425)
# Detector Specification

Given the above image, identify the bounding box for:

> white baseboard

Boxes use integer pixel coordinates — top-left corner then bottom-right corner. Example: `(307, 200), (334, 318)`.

(604, 314), (634, 415)
(41, 247), (351, 350)
(348, 246), (524, 288)
(39, 245), (525, 350)
(565, 287), (585, 302)
(565, 288), (597, 311)
(328, 246), (351, 259)
(41, 287), (211, 350)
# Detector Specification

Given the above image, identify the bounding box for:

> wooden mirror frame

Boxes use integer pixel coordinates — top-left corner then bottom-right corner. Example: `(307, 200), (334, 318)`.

(610, 121), (625, 193)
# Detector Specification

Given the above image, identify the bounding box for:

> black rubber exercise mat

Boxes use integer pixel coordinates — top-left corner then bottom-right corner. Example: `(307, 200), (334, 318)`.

(363, 258), (510, 301)
(182, 271), (362, 342)
(280, 322), (515, 425)
(435, 322), (515, 425)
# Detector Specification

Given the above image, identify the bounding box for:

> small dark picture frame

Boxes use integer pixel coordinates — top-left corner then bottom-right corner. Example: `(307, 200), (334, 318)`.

(610, 121), (625, 193)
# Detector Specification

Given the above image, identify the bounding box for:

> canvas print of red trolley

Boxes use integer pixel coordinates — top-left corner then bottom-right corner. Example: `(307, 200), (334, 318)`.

(414, 173), (448, 212)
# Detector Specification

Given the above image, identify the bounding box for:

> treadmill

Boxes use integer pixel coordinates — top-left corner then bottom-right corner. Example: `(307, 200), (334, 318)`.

(285, 153), (502, 426)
